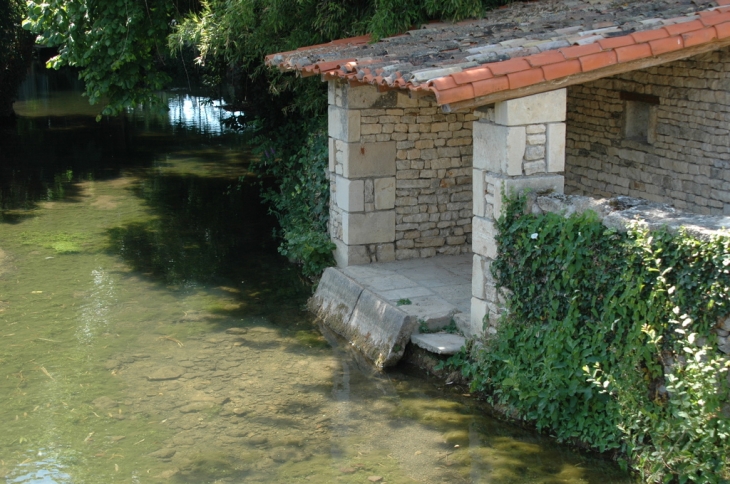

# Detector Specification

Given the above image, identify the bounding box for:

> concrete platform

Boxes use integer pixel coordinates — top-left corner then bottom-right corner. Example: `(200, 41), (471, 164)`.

(309, 254), (471, 367)
(341, 254), (472, 330)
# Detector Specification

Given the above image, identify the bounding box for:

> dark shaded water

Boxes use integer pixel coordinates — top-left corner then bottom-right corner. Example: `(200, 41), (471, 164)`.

(0, 67), (633, 483)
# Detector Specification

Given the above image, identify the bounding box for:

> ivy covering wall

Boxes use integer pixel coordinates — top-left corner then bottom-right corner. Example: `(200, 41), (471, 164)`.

(451, 196), (730, 482)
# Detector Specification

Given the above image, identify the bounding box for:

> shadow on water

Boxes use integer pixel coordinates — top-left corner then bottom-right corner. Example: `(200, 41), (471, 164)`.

(102, 170), (311, 327)
(0, 63), (636, 484)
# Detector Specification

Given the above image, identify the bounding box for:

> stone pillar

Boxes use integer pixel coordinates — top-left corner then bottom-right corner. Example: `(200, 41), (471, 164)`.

(328, 80), (397, 266)
(469, 89), (567, 336)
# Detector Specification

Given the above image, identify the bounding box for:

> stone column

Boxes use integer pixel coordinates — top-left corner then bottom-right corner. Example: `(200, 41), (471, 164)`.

(327, 80), (397, 266)
(470, 89), (567, 336)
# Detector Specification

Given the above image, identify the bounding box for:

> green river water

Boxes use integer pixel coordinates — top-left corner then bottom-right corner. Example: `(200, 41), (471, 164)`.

(0, 69), (634, 483)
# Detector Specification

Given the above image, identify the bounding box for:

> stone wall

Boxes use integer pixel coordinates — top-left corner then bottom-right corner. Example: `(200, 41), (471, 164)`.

(565, 47), (730, 216)
(328, 80), (474, 265)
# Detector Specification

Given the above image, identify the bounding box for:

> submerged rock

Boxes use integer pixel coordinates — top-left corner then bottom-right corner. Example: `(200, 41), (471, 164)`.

(149, 448), (177, 459)
(147, 366), (185, 381)
(92, 396), (118, 410)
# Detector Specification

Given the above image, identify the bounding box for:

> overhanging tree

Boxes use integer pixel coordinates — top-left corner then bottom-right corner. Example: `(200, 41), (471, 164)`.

(1, 0), (35, 118)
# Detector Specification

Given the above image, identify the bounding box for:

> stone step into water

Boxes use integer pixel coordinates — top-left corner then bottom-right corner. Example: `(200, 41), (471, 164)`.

(410, 333), (466, 355)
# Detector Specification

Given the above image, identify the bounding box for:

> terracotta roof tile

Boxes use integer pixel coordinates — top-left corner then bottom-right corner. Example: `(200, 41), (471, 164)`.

(488, 57), (531, 76)
(664, 19), (705, 35)
(559, 43), (602, 59)
(428, 76), (459, 90)
(526, 50), (567, 67)
(267, 0), (730, 108)
(649, 35), (685, 55)
(449, 66), (493, 85)
(701, 11), (730, 25)
(597, 36), (636, 50)
(472, 76), (510, 97)
(682, 26), (719, 46)
(615, 42), (654, 62)
(434, 84), (475, 104)
(579, 50), (619, 71)
(631, 28), (670, 42)
(542, 59), (583, 80)
(507, 68), (546, 89)
(715, 20), (730, 37)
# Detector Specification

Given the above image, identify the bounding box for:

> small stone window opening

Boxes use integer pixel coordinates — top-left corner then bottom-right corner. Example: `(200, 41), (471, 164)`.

(621, 92), (659, 145)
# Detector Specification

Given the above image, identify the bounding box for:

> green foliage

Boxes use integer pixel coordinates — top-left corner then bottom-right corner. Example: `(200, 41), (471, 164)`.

(396, 298), (412, 306)
(448, 194), (730, 481)
(23, 0), (188, 118)
(251, 118), (334, 278)
(0, 0), (34, 117)
(418, 318), (462, 335)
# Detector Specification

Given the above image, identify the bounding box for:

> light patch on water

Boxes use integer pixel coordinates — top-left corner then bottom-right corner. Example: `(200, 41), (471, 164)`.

(75, 268), (115, 345)
(5, 449), (71, 484)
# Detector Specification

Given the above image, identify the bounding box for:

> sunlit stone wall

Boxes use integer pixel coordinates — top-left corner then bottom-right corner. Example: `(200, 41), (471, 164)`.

(566, 47), (730, 216)
(327, 80), (474, 266)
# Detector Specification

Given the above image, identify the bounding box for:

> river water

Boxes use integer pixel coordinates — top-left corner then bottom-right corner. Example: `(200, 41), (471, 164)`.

(0, 69), (633, 483)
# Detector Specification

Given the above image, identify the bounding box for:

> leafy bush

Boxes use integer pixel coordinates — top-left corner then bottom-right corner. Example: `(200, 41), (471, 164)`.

(446, 194), (730, 481)
(250, 118), (334, 278)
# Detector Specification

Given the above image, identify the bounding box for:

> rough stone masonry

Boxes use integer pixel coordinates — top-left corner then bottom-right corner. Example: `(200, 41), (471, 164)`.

(327, 80), (475, 266)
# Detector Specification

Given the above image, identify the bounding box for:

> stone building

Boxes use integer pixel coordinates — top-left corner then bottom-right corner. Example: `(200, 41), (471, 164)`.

(267, 0), (730, 343)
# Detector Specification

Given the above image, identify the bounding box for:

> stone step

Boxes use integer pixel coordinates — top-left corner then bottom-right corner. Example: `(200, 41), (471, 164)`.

(410, 333), (466, 355)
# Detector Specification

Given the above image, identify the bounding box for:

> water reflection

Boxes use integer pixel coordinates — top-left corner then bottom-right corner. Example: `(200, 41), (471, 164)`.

(0, 67), (635, 483)
(127, 94), (232, 136)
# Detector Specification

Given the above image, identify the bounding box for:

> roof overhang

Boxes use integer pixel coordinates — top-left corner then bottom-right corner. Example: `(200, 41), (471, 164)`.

(266, 0), (730, 111)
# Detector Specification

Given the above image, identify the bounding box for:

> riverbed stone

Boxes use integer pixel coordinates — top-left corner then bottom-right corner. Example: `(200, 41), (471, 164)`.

(147, 366), (185, 381)
(92, 396), (118, 409)
(149, 448), (177, 459)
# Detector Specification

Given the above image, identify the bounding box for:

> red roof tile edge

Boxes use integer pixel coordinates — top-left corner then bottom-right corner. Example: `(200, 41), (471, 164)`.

(266, 7), (730, 107)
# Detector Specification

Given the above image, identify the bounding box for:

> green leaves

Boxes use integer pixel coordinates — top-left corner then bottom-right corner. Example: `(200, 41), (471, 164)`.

(24, 0), (176, 117)
(447, 194), (730, 481)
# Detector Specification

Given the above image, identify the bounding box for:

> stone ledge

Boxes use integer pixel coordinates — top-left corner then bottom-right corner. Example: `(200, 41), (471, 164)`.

(308, 267), (417, 367)
(532, 194), (730, 239)
(410, 333), (466, 355)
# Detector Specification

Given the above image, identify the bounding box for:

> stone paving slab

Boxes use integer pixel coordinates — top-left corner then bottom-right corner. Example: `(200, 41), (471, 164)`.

(310, 255), (473, 365)
(411, 333), (466, 355)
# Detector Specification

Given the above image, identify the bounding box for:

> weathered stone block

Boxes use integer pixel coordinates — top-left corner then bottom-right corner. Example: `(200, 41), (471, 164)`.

(472, 168), (486, 217)
(524, 160), (547, 176)
(328, 80), (337, 106)
(485, 173), (565, 217)
(470, 297), (488, 337)
(308, 267), (362, 325)
(340, 141), (397, 178)
(342, 211), (396, 245)
(374, 177), (396, 210)
(335, 176), (364, 212)
(546, 122), (566, 173)
(472, 254), (486, 299)
(328, 137), (336, 173)
(472, 216), (498, 259)
(524, 144), (545, 161)
(343, 84), (384, 109)
(494, 89), (567, 126)
(474, 121), (526, 176)
(333, 239), (370, 267)
(328, 105), (361, 142)
(375, 243), (395, 262)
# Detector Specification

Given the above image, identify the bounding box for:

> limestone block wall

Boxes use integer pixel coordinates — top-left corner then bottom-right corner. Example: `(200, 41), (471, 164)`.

(328, 80), (475, 266)
(565, 47), (730, 216)
(469, 90), (566, 337)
